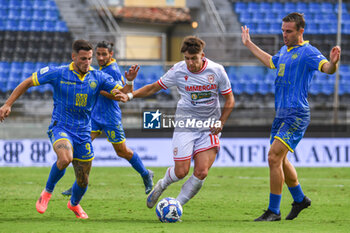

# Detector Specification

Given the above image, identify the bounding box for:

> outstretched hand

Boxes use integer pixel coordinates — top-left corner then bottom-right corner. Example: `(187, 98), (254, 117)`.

(111, 89), (129, 103)
(241, 25), (251, 46)
(0, 105), (11, 122)
(329, 46), (341, 65)
(125, 65), (140, 82)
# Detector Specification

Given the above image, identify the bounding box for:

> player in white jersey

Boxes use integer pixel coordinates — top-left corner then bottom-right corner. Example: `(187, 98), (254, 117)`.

(115, 36), (235, 209)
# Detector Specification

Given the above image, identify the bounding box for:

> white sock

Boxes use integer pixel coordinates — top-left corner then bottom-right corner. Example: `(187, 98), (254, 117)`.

(176, 174), (204, 206)
(160, 167), (181, 189)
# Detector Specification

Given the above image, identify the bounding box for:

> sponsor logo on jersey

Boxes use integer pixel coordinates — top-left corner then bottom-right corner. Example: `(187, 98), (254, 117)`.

(191, 91), (212, 100)
(185, 84), (217, 92)
(207, 74), (215, 83)
(60, 81), (76, 85)
(40, 66), (49, 74)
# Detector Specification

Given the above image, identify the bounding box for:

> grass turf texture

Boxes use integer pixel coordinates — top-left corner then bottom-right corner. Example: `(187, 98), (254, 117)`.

(0, 167), (349, 233)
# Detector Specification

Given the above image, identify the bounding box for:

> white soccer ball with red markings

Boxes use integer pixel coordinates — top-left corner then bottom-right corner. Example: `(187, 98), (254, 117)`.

(156, 197), (183, 223)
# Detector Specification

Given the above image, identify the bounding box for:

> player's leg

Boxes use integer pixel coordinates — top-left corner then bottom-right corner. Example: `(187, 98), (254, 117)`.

(147, 131), (194, 208)
(67, 160), (91, 219)
(255, 139), (288, 221)
(283, 154), (311, 220)
(61, 131), (100, 196)
(37, 130), (73, 214)
(112, 142), (154, 194)
(176, 147), (217, 206)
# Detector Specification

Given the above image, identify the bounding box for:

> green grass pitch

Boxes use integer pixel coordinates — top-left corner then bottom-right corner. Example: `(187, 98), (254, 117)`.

(0, 167), (349, 233)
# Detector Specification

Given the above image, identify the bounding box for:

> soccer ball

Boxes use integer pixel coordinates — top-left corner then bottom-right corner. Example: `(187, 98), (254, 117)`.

(156, 197), (183, 223)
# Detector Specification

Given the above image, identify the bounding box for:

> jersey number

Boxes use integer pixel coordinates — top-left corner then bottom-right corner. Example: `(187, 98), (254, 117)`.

(75, 94), (87, 107)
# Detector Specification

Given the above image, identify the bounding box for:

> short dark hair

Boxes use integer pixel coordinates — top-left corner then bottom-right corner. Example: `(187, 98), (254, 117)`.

(180, 36), (205, 54)
(283, 12), (305, 31)
(96, 41), (114, 52)
(72, 40), (93, 53)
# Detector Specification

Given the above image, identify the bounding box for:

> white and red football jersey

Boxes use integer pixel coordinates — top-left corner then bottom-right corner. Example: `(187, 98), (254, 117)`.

(157, 58), (232, 125)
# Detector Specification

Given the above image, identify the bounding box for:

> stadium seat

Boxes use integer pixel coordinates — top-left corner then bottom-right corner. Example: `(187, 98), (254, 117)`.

(232, 81), (244, 95)
(309, 82), (322, 95)
(44, 9), (59, 21)
(8, 9), (21, 19)
(21, 0), (34, 9)
(8, 0), (21, 9)
(321, 83), (334, 95)
(30, 20), (44, 31)
(5, 19), (19, 31)
(269, 23), (281, 34)
(252, 12), (265, 23)
(239, 12), (252, 24)
(0, 8), (7, 19)
(320, 2), (333, 13)
(244, 82), (257, 95)
(296, 2), (307, 13)
(272, 2), (284, 13)
(55, 21), (68, 32)
(19, 9), (33, 20)
(308, 2), (322, 13)
(258, 2), (271, 13)
(43, 21), (56, 32)
(305, 23), (319, 34)
(284, 3), (296, 13)
(247, 2), (259, 13)
(18, 19), (32, 31)
(32, 9), (45, 20)
(234, 2), (246, 14)
(257, 82), (271, 95)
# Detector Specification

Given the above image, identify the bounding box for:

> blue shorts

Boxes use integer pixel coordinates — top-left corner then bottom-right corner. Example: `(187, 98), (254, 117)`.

(270, 116), (310, 152)
(91, 118), (126, 144)
(47, 126), (94, 161)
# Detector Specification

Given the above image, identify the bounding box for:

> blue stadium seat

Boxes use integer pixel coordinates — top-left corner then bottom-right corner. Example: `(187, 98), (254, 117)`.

(320, 2), (333, 13)
(32, 9), (45, 20)
(0, 8), (7, 19)
(244, 82), (257, 95)
(234, 2), (246, 14)
(319, 23), (337, 34)
(46, 0), (58, 10)
(8, 0), (21, 9)
(269, 22), (281, 34)
(8, 9), (21, 19)
(43, 21), (56, 32)
(21, 0), (34, 9)
(309, 82), (322, 95)
(334, 3), (348, 13)
(18, 19), (32, 31)
(296, 2), (307, 13)
(55, 20), (68, 32)
(247, 2), (259, 13)
(284, 2), (297, 13)
(23, 61), (36, 74)
(339, 80), (350, 95)
(19, 9), (33, 20)
(256, 23), (269, 34)
(272, 2), (284, 13)
(308, 2), (321, 13)
(32, 0), (46, 10)
(257, 82), (271, 95)
(305, 23), (319, 34)
(35, 62), (48, 70)
(232, 81), (245, 95)
(30, 20), (44, 31)
(5, 19), (19, 31)
(258, 2), (271, 13)
(44, 9), (59, 21)
(0, 0), (9, 10)
(321, 83), (334, 95)
(239, 12), (252, 24)
(323, 13), (337, 23)
(252, 12), (265, 23)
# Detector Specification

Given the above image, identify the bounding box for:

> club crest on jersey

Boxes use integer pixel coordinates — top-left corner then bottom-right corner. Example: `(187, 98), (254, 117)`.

(184, 75), (188, 81)
(89, 80), (97, 90)
(292, 53), (299, 59)
(207, 74), (215, 83)
(173, 147), (178, 156)
(59, 132), (68, 137)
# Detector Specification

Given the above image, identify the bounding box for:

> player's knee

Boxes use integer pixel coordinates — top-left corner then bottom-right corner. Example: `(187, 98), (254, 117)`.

(175, 169), (189, 179)
(57, 157), (72, 169)
(76, 177), (89, 188)
(193, 169), (208, 180)
(268, 153), (281, 168)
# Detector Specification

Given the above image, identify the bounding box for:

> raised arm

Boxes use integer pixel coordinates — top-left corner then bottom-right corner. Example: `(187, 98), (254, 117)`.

(120, 64), (139, 94)
(0, 77), (34, 122)
(241, 26), (272, 68)
(321, 46), (341, 74)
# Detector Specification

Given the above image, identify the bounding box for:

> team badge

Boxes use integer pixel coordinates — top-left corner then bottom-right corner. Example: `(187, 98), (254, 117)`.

(207, 74), (215, 83)
(173, 147), (178, 156)
(191, 93), (198, 100)
(89, 80), (97, 90)
(184, 75), (188, 81)
(292, 53), (299, 59)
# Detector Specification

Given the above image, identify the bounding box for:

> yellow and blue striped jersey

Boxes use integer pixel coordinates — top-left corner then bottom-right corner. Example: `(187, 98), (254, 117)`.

(32, 62), (122, 132)
(91, 58), (124, 125)
(270, 41), (328, 118)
